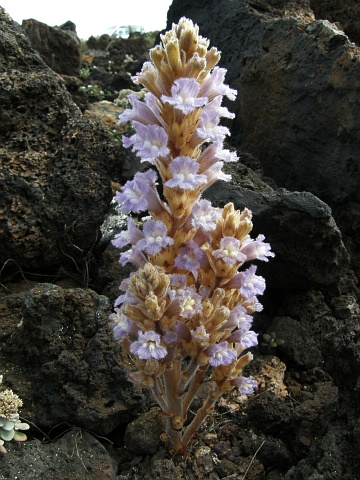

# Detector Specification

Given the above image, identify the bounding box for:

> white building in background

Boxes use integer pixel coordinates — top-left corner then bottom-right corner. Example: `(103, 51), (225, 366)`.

(106, 25), (145, 38)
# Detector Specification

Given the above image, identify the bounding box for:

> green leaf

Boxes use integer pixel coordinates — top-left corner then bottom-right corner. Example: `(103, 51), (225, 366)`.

(13, 432), (27, 442)
(16, 422), (30, 431)
(0, 428), (15, 441)
(0, 420), (14, 431)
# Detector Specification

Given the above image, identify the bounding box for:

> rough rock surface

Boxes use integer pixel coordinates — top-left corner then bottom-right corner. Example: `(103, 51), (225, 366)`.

(21, 19), (81, 77)
(0, 283), (147, 434)
(123, 409), (166, 455)
(0, 8), (122, 279)
(0, 429), (117, 480)
(167, 0), (360, 277)
(311, 0), (360, 44)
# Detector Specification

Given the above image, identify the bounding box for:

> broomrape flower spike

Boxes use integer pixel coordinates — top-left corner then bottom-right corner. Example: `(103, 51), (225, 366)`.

(111, 17), (274, 455)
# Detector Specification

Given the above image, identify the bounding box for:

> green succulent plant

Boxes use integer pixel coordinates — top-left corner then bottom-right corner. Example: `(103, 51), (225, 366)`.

(0, 376), (30, 454)
(261, 332), (285, 348)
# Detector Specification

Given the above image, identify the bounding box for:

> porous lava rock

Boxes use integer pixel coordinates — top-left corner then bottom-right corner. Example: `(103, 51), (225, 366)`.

(0, 283), (146, 434)
(21, 18), (81, 77)
(310, 0), (360, 45)
(0, 7), (122, 279)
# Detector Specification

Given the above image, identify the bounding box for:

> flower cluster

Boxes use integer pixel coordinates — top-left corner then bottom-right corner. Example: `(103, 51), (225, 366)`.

(111, 17), (274, 454)
(0, 375), (30, 454)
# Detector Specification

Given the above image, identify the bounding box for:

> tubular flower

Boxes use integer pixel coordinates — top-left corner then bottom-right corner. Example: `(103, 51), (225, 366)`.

(123, 122), (169, 163)
(212, 237), (247, 265)
(137, 219), (174, 255)
(130, 331), (167, 360)
(240, 234), (275, 262)
(165, 156), (207, 190)
(174, 240), (208, 278)
(207, 342), (237, 367)
(161, 77), (207, 114)
(112, 218), (144, 249)
(110, 17), (274, 455)
(190, 199), (221, 231)
(118, 92), (162, 126)
(109, 309), (134, 340)
(232, 376), (258, 395)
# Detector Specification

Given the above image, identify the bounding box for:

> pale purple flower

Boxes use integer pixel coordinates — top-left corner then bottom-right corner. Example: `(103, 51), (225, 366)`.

(178, 287), (203, 319)
(213, 142), (238, 163)
(114, 288), (139, 308)
(175, 240), (207, 277)
(199, 66), (237, 101)
(207, 342), (237, 367)
(232, 376), (258, 395)
(112, 218), (144, 249)
(130, 331), (167, 360)
(243, 297), (264, 313)
(115, 170), (154, 213)
(165, 156), (207, 190)
(198, 142), (238, 172)
(228, 329), (258, 349)
(136, 219), (174, 255)
(144, 92), (163, 120)
(163, 320), (191, 344)
(226, 265), (266, 298)
(241, 234), (275, 262)
(198, 161), (231, 192)
(212, 237), (247, 265)
(196, 110), (230, 142)
(170, 273), (187, 290)
(115, 179), (148, 213)
(115, 170), (163, 215)
(168, 274), (188, 300)
(237, 265), (266, 298)
(114, 276), (139, 307)
(123, 121), (169, 163)
(119, 247), (147, 268)
(190, 199), (221, 231)
(109, 309), (134, 340)
(161, 77), (207, 114)
(117, 93), (161, 126)
(204, 96), (235, 119)
(225, 303), (253, 331)
(241, 330), (258, 349)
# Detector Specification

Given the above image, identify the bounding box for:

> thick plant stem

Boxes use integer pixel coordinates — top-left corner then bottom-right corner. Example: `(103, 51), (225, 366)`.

(178, 391), (221, 454)
(163, 359), (183, 450)
(150, 378), (168, 413)
(182, 364), (208, 418)
(177, 356), (199, 395)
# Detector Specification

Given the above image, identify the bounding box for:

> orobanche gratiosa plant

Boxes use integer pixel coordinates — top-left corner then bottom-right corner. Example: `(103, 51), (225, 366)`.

(110, 17), (274, 454)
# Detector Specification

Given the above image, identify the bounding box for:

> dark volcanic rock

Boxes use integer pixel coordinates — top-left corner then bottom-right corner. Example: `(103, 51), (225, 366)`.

(22, 18), (81, 77)
(123, 408), (166, 455)
(0, 8), (122, 278)
(167, 0), (360, 277)
(270, 316), (322, 367)
(0, 429), (117, 480)
(311, 0), (360, 45)
(0, 283), (146, 434)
